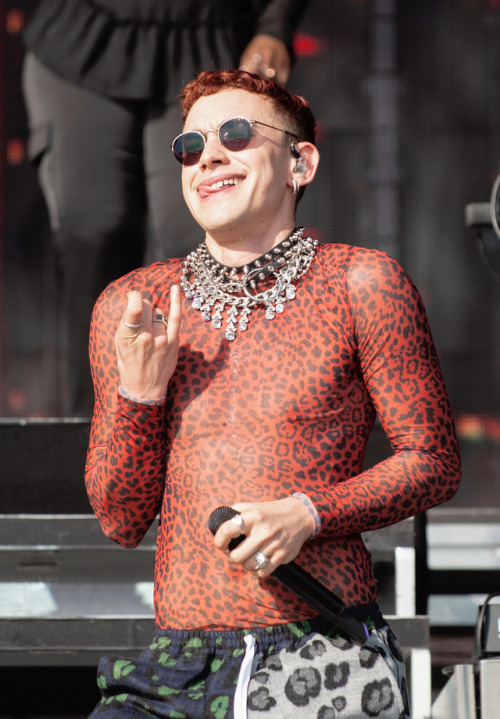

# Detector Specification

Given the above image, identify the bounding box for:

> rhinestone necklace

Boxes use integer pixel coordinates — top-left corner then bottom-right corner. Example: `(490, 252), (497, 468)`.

(180, 227), (319, 341)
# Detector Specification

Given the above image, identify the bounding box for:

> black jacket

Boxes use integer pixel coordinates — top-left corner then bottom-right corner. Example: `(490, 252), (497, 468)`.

(24, 0), (310, 103)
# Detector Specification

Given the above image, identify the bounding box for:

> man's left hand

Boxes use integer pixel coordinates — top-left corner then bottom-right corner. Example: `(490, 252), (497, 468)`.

(213, 496), (314, 577)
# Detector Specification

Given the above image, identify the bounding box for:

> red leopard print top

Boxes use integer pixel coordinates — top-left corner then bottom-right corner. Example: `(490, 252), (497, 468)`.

(85, 243), (461, 630)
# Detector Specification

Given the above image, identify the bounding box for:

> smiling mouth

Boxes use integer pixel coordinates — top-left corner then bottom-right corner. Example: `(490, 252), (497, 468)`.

(198, 177), (244, 198)
(211, 178), (242, 189)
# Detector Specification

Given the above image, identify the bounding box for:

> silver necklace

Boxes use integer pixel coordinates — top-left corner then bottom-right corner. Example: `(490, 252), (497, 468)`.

(180, 227), (319, 341)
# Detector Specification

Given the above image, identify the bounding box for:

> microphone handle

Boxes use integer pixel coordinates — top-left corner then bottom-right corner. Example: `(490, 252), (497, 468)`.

(273, 563), (368, 644)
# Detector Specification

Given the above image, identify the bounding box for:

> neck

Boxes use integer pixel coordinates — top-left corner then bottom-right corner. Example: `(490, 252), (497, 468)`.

(203, 226), (296, 268)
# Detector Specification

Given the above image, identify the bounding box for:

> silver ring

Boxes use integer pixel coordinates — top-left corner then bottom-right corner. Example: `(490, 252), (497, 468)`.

(153, 314), (168, 327)
(122, 320), (142, 329)
(231, 514), (244, 533)
(253, 550), (269, 570)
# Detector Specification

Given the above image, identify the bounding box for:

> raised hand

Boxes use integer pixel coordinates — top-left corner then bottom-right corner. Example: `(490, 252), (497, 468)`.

(115, 285), (182, 401)
(239, 34), (291, 87)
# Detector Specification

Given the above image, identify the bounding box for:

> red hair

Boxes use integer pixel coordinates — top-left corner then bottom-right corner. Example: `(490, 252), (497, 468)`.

(179, 70), (316, 144)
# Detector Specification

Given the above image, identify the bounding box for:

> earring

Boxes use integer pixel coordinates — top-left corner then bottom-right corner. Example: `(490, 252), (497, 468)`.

(292, 180), (300, 195)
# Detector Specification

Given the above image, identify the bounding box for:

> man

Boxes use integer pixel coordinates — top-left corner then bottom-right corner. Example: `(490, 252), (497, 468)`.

(86, 70), (461, 718)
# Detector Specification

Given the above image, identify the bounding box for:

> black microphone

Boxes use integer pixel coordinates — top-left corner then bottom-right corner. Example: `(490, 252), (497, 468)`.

(208, 505), (368, 644)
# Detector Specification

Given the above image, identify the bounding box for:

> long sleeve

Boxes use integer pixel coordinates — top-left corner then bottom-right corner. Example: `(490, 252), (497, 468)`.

(309, 249), (461, 537)
(84, 271), (168, 548)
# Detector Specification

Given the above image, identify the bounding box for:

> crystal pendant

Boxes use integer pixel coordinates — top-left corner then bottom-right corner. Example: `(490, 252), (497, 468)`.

(201, 304), (211, 321)
(239, 307), (250, 331)
(225, 307), (238, 340)
(212, 305), (223, 329)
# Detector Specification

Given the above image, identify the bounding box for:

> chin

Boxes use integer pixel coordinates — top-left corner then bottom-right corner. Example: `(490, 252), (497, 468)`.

(193, 211), (242, 235)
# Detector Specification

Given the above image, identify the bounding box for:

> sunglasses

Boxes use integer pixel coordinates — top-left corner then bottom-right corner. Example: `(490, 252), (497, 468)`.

(171, 116), (300, 166)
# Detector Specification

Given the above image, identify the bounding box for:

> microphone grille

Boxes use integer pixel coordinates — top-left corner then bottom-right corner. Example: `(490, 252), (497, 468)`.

(207, 505), (239, 535)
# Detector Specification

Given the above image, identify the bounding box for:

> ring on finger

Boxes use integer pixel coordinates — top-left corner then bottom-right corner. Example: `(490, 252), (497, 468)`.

(231, 514), (244, 534)
(153, 313), (168, 328)
(122, 319), (142, 330)
(253, 550), (269, 571)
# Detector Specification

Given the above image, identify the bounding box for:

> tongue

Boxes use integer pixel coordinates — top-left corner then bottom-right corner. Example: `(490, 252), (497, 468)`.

(199, 180), (239, 198)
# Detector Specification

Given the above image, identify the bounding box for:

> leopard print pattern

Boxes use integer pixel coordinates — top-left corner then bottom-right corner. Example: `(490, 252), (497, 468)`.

(247, 626), (409, 719)
(85, 243), (461, 630)
(90, 619), (409, 719)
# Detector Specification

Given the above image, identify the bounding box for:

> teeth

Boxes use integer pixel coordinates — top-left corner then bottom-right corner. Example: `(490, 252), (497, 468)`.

(212, 178), (242, 189)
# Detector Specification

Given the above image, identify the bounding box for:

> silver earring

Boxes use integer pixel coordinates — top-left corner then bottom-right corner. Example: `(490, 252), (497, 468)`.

(292, 179), (300, 195)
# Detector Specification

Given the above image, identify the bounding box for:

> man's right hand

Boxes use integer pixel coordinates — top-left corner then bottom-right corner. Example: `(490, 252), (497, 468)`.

(115, 285), (182, 401)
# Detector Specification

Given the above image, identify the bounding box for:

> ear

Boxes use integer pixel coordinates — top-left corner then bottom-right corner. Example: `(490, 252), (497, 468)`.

(288, 142), (320, 188)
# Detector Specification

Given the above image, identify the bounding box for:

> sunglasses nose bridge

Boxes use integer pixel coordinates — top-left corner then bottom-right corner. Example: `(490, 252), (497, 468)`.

(200, 127), (230, 161)
(206, 126), (228, 152)
(178, 129), (225, 168)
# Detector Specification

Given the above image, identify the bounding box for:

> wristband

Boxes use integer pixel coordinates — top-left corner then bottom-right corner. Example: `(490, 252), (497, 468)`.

(119, 384), (167, 406)
(291, 492), (321, 538)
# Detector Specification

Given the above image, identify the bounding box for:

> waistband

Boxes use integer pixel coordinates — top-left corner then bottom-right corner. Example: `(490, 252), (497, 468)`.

(153, 602), (385, 649)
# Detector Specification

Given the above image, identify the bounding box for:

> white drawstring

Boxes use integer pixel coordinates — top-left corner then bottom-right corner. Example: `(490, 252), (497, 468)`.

(233, 634), (256, 719)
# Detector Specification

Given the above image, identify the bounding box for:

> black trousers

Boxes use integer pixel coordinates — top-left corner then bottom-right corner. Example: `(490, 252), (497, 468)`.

(22, 53), (202, 415)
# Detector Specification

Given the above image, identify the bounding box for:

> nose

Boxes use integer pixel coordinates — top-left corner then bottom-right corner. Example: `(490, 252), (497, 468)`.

(199, 129), (228, 167)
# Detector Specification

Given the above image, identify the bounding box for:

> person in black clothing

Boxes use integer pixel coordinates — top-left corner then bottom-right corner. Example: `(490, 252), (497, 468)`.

(22, 0), (310, 416)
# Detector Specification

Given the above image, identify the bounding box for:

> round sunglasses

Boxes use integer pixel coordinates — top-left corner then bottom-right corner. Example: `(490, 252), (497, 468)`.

(171, 116), (300, 166)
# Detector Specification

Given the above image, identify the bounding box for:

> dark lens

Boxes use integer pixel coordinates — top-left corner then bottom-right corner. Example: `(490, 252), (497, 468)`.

(219, 118), (252, 151)
(172, 132), (205, 165)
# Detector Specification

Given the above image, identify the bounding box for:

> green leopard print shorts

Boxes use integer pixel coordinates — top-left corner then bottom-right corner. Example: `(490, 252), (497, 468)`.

(89, 605), (410, 719)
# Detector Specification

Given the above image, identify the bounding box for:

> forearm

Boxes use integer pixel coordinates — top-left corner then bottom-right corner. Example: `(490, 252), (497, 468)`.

(85, 393), (167, 548)
(310, 445), (461, 538)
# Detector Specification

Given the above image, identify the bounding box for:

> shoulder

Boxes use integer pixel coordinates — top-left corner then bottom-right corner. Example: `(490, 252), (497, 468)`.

(317, 242), (414, 289)
(317, 242), (402, 269)
(103, 258), (181, 294)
